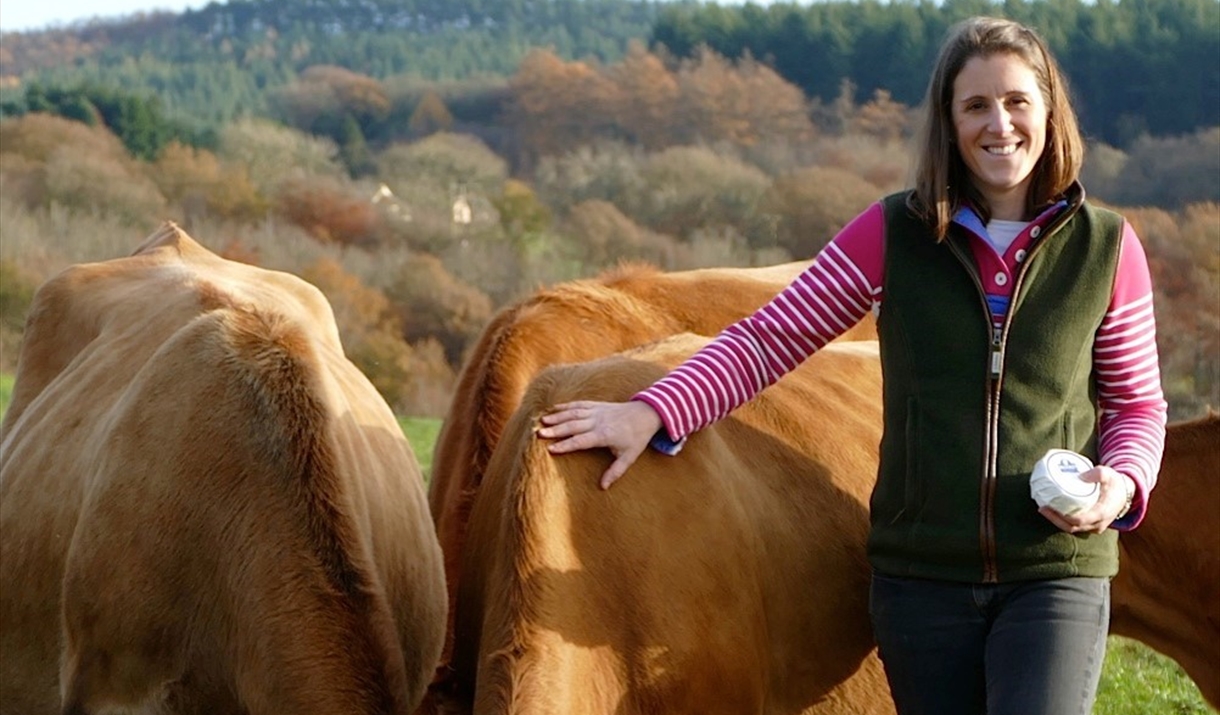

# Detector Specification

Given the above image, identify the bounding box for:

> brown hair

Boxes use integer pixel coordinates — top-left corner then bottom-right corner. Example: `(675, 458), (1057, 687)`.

(909, 16), (1084, 240)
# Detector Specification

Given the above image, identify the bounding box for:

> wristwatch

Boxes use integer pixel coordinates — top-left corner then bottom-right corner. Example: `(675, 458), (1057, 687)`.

(1116, 475), (1137, 519)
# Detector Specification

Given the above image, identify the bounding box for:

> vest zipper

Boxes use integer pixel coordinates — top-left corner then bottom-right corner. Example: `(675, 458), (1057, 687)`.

(991, 326), (1003, 377)
(946, 238), (1002, 583)
(948, 206), (1077, 583)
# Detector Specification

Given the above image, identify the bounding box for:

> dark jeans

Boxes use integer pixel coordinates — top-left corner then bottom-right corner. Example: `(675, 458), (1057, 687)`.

(869, 572), (1110, 715)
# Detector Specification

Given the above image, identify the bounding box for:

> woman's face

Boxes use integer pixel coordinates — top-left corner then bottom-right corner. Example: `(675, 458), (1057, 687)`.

(951, 52), (1048, 220)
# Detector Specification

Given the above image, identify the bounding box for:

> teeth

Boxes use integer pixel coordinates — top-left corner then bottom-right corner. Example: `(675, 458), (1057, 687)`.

(987, 145), (1017, 156)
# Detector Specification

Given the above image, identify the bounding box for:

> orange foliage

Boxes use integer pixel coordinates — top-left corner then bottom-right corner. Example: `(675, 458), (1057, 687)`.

(395, 337), (456, 418)
(0, 29), (106, 78)
(299, 65), (391, 120)
(273, 65), (390, 131)
(0, 151), (48, 207)
(507, 49), (616, 165)
(275, 178), (380, 247)
(506, 45), (814, 164)
(0, 112), (129, 165)
(408, 90), (454, 137)
(852, 89), (912, 143)
(151, 141), (222, 202)
(0, 259), (39, 372)
(606, 41), (682, 150)
(0, 114), (166, 221)
(1, 113), (165, 218)
(216, 237), (261, 266)
(674, 47), (815, 148)
(150, 141), (268, 222)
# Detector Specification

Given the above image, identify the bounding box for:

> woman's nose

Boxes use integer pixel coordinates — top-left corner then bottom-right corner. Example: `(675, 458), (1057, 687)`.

(988, 106), (1013, 133)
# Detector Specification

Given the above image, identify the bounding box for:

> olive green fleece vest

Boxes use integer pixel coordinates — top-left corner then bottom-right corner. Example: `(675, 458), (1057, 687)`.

(869, 191), (1124, 583)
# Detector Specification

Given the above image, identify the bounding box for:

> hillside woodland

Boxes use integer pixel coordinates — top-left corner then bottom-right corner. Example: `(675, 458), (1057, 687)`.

(0, 0), (1216, 420)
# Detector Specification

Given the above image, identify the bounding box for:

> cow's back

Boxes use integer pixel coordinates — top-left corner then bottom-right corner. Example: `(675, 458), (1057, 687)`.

(446, 336), (892, 715)
(0, 224), (445, 715)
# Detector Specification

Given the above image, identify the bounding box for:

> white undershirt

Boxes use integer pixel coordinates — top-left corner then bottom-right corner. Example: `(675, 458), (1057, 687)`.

(985, 219), (1028, 256)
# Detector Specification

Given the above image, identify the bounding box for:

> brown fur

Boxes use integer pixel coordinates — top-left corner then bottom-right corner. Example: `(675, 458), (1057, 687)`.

(441, 337), (893, 715)
(0, 224), (446, 715)
(427, 260), (877, 684)
(1111, 411), (1220, 708)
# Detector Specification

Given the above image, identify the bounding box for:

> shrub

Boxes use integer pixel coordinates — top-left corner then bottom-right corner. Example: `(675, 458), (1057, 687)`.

(0, 113), (129, 165)
(377, 133), (508, 204)
(562, 199), (683, 270)
(809, 133), (911, 194)
(0, 260), (39, 371)
(763, 165), (880, 258)
(532, 141), (646, 215)
(217, 118), (346, 196)
(621, 145), (771, 244)
(1110, 128), (1220, 209)
(672, 48), (815, 149)
(407, 91), (455, 138)
(373, 133), (510, 254)
(383, 252), (494, 366)
(149, 141), (268, 224)
(43, 145), (167, 224)
(1, 113), (166, 223)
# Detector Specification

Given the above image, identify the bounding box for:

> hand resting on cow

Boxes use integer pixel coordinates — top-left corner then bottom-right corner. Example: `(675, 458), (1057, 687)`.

(539, 399), (660, 489)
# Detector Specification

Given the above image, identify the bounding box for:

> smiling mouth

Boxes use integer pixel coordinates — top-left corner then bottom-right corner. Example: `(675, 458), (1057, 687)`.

(986, 144), (1020, 156)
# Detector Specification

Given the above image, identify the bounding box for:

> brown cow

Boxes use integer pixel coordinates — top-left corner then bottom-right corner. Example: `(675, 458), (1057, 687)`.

(0, 224), (446, 715)
(433, 334), (1218, 714)
(428, 261), (877, 677)
(439, 335), (893, 715)
(1111, 411), (1220, 708)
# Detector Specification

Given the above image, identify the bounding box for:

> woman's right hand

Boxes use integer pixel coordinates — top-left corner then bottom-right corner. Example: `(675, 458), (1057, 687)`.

(537, 400), (662, 489)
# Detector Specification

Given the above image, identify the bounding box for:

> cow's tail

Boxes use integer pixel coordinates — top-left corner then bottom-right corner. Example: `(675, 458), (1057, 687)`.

(463, 363), (633, 715)
(466, 388), (562, 713)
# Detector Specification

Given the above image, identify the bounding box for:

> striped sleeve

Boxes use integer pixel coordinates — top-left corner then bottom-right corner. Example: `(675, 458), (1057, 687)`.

(1098, 222), (1168, 531)
(633, 203), (886, 441)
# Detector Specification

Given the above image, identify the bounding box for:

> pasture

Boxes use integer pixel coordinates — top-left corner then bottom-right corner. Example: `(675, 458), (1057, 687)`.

(0, 377), (1211, 713)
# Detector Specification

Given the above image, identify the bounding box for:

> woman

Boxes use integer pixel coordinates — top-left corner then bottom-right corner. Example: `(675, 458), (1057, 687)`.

(537, 16), (1167, 715)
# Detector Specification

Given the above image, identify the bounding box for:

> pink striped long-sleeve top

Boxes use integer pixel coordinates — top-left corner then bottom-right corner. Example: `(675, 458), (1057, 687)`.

(633, 201), (1168, 529)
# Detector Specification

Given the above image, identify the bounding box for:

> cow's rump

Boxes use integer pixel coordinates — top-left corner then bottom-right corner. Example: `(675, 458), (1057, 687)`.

(0, 224), (446, 715)
(442, 336), (892, 715)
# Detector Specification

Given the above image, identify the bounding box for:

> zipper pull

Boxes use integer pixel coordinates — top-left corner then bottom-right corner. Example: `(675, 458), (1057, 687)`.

(990, 327), (1003, 377)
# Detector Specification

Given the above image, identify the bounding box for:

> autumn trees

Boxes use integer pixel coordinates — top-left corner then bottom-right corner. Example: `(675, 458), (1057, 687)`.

(0, 19), (1215, 422)
(505, 43), (815, 169)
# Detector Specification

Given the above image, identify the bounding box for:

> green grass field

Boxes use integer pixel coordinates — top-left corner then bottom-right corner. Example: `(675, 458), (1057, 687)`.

(399, 416), (443, 480)
(0, 379), (1211, 712)
(0, 373), (12, 415)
